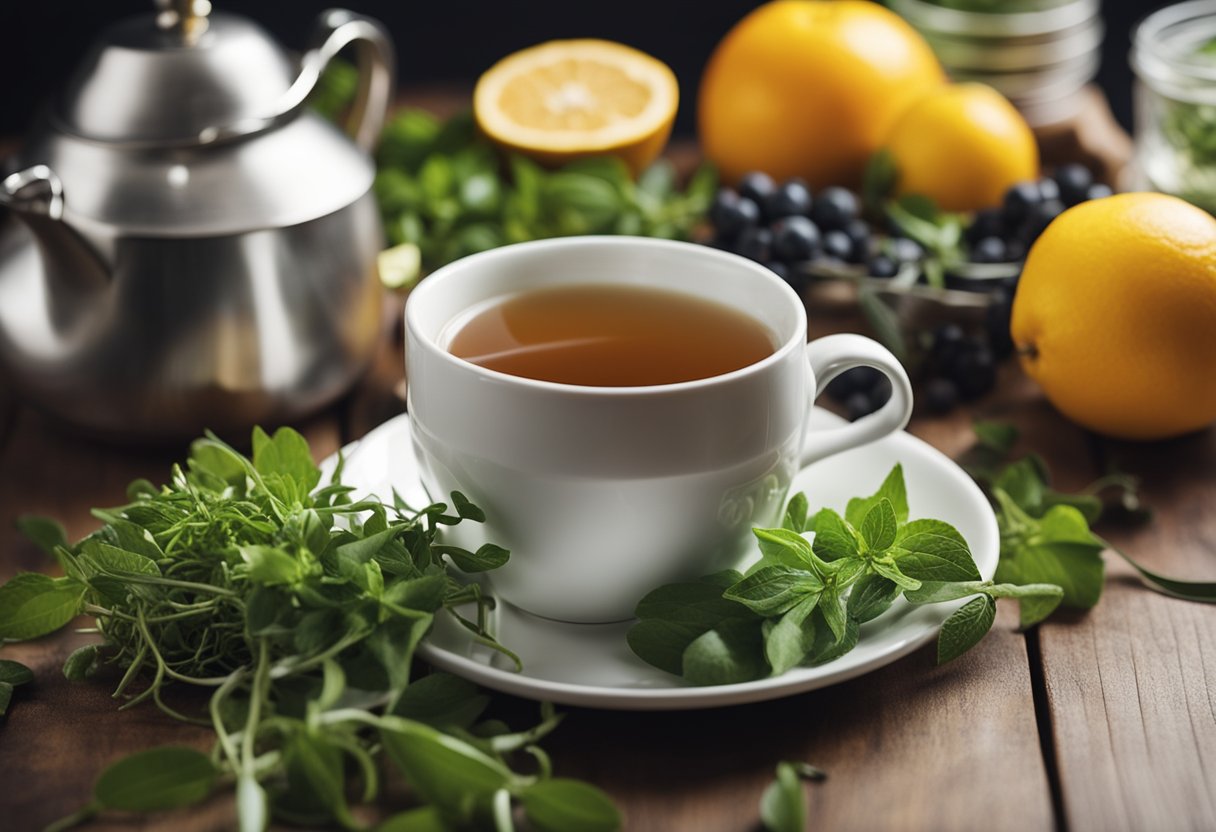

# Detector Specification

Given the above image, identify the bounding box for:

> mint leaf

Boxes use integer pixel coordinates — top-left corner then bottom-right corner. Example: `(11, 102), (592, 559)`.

(782, 493), (810, 533)
(94, 747), (217, 812)
(847, 574), (900, 623)
(754, 528), (816, 568)
(0, 660), (33, 686)
(759, 761), (807, 832)
(818, 588), (849, 643)
(764, 596), (820, 676)
(937, 595), (997, 664)
(521, 779), (621, 832)
(16, 515), (68, 557)
(845, 464), (909, 527)
(809, 510), (859, 561)
(870, 558), (922, 591)
(681, 620), (766, 686)
(892, 520), (981, 582)
(973, 420), (1019, 454)
(626, 618), (710, 677)
(805, 609), (860, 665)
(860, 499), (898, 552)
(0, 573), (85, 641)
(724, 567), (823, 616)
(905, 580), (987, 605)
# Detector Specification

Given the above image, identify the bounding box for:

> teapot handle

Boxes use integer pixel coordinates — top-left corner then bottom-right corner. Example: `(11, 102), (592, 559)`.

(293, 9), (396, 154)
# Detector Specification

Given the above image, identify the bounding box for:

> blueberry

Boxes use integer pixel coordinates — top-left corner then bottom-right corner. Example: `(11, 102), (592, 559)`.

(868, 254), (899, 278)
(734, 226), (773, 263)
(844, 391), (876, 422)
(1002, 181), (1042, 225)
(930, 323), (967, 374)
(842, 219), (872, 262)
(986, 287), (1015, 360)
(738, 172), (777, 210)
(966, 209), (1005, 245)
(771, 215), (821, 263)
(1037, 177), (1060, 203)
(923, 377), (960, 415)
(1053, 164), (1093, 206)
(870, 375), (892, 408)
(1086, 183), (1113, 201)
(971, 236), (1008, 264)
(826, 366), (884, 403)
(888, 236), (925, 264)
(822, 229), (853, 261)
(951, 341), (997, 400)
(812, 187), (860, 230)
(764, 178), (814, 220)
(709, 189), (760, 238)
(1004, 238), (1027, 261)
(1018, 199), (1065, 245)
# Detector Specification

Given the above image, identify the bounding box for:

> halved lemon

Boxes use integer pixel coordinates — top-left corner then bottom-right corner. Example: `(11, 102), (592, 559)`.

(473, 39), (678, 174)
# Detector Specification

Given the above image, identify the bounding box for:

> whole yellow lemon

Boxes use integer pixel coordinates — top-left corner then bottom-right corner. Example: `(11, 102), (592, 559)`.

(1011, 193), (1216, 440)
(884, 83), (1038, 212)
(698, 0), (945, 188)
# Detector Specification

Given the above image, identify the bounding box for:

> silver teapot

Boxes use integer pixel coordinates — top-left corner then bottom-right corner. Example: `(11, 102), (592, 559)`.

(0, 0), (394, 440)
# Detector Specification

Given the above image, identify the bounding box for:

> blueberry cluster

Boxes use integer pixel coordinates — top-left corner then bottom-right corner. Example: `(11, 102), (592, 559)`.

(919, 324), (998, 414)
(708, 172), (893, 290)
(964, 164), (1113, 264)
(824, 367), (893, 422)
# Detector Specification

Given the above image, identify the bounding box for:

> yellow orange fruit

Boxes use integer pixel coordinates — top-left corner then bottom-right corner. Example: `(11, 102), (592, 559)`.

(698, 0), (944, 188)
(473, 39), (678, 174)
(884, 82), (1038, 212)
(1011, 193), (1216, 440)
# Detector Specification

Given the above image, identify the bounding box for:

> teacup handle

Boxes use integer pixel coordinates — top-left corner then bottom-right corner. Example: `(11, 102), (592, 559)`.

(801, 333), (913, 466)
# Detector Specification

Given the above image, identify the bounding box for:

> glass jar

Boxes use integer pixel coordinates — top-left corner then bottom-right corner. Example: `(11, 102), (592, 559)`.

(1132, 1), (1216, 213)
(888, 0), (1103, 126)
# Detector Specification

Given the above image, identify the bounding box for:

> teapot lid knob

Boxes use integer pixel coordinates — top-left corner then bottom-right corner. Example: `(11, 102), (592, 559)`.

(155, 0), (212, 43)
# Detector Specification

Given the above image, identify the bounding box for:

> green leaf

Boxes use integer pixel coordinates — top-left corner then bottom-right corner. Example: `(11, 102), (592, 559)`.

(542, 172), (622, 231)
(450, 492), (486, 523)
(808, 510), (859, 562)
(521, 778), (622, 832)
(782, 493), (810, 533)
(16, 515), (67, 556)
(251, 426), (322, 496)
(367, 614), (433, 706)
(760, 761), (807, 832)
(336, 526), (400, 566)
(681, 620), (766, 686)
(376, 807), (451, 832)
(0, 573), (85, 640)
(846, 464), (909, 527)
(818, 588), (849, 644)
(1100, 537), (1216, 604)
(860, 499), (898, 553)
(239, 545), (302, 586)
(0, 682), (11, 716)
(856, 286), (908, 364)
(0, 660), (32, 686)
(973, 420), (1019, 454)
(764, 596), (820, 676)
(904, 580), (987, 605)
(983, 583), (1066, 627)
(84, 542), (161, 577)
(383, 574), (449, 613)
(93, 747), (217, 811)
(994, 458), (1046, 513)
(284, 728), (354, 827)
(805, 607), (859, 666)
(892, 519), (981, 582)
(870, 558), (922, 591)
(437, 543), (509, 573)
(847, 573), (901, 623)
(637, 160), (676, 199)
(627, 618), (710, 677)
(937, 595), (997, 664)
(393, 672), (489, 728)
(723, 566), (823, 615)
(380, 718), (512, 818)
(633, 579), (752, 626)
(755, 527), (816, 567)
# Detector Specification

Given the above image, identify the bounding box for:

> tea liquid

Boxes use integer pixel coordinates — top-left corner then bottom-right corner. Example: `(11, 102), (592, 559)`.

(446, 283), (775, 386)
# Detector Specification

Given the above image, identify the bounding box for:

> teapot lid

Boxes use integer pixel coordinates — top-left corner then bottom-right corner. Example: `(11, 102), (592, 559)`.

(55, 1), (298, 146)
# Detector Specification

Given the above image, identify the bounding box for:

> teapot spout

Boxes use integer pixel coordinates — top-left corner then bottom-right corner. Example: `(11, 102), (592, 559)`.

(1, 165), (112, 294)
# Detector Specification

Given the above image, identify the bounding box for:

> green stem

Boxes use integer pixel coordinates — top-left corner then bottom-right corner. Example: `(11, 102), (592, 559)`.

(241, 639), (270, 775)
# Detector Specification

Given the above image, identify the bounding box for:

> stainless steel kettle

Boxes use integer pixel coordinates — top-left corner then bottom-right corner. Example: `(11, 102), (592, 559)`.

(0, 0), (394, 440)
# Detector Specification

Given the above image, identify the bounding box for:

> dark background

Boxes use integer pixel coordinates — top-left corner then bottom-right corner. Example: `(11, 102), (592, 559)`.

(0, 0), (1175, 138)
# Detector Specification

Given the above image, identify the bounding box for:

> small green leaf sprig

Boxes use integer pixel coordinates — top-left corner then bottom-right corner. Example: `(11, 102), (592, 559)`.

(373, 108), (718, 275)
(628, 464), (1064, 682)
(0, 427), (620, 831)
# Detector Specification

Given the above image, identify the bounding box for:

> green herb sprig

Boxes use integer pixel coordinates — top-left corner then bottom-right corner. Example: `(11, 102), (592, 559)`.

(0, 428), (620, 831)
(627, 464), (1063, 682)
(374, 109), (717, 277)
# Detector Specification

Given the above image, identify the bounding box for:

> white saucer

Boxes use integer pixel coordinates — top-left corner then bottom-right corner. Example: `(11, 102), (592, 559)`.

(328, 409), (998, 710)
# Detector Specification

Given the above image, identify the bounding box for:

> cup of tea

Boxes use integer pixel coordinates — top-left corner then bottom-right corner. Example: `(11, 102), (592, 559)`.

(405, 237), (912, 623)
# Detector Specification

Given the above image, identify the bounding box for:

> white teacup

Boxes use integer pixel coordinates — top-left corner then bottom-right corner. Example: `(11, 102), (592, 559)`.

(405, 237), (912, 623)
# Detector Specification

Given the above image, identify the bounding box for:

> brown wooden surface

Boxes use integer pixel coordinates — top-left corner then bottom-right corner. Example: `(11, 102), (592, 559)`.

(3, 90), (1215, 832)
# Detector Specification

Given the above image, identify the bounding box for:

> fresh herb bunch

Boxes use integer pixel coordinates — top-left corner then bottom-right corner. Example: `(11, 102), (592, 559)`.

(0, 428), (620, 831)
(373, 108), (717, 274)
(967, 421), (1216, 606)
(628, 464), (1065, 682)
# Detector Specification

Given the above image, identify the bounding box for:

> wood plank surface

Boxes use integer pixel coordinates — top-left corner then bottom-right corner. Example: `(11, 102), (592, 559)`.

(1037, 427), (1216, 832)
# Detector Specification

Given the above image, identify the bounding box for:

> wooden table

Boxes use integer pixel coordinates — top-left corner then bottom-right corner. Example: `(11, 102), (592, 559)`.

(1, 290), (1214, 831)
